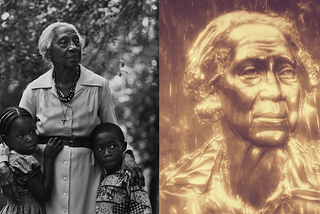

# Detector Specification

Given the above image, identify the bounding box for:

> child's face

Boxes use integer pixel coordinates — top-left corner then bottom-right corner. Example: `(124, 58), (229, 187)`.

(6, 117), (37, 155)
(93, 132), (125, 174)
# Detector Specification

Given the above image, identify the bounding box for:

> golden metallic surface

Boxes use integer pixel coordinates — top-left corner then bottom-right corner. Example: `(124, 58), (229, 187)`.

(160, 8), (320, 214)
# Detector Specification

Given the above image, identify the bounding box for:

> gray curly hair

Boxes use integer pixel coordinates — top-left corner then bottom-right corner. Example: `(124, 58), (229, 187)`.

(38, 22), (85, 62)
(184, 11), (319, 122)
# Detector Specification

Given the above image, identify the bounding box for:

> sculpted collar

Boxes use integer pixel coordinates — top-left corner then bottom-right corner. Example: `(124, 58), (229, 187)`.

(161, 137), (320, 213)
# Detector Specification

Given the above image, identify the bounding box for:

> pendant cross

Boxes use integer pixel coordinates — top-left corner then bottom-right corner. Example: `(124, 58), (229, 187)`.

(62, 117), (70, 126)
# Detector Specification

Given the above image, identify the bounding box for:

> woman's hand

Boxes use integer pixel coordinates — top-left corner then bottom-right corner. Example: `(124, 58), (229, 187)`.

(0, 161), (19, 203)
(121, 152), (145, 188)
(44, 137), (64, 161)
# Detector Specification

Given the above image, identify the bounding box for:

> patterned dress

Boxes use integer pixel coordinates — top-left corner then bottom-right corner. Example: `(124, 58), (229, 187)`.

(0, 151), (45, 214)
(96, 171), (152, 214)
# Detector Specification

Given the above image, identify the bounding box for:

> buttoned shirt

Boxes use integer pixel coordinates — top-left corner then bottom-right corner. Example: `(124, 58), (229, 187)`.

(20, 64), (117, 136)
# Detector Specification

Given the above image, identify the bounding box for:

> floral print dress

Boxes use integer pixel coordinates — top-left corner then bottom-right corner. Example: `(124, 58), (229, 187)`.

(0, 151), (45, 214)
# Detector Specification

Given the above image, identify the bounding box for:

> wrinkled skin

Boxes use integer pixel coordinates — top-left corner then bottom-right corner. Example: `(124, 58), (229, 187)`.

(219, 24), (300, 148)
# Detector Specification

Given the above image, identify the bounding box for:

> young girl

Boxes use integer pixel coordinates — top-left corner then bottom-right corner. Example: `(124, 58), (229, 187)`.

(0, 107), (63, 214)
(91, 123), (152, 214)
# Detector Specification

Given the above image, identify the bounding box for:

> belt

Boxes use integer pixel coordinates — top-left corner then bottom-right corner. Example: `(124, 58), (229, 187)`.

(37, 136), (91, 148)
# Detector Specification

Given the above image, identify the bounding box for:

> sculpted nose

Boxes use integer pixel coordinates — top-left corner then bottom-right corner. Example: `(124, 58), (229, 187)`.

(259, 72), (284, 101)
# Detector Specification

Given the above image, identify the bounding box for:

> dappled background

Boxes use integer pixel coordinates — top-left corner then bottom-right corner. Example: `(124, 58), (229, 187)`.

(160, 0), (320, 172)
(0, 0), (158, 212)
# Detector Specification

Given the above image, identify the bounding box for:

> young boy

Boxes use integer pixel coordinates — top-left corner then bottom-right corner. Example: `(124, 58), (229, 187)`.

(91, 122), (152, 214)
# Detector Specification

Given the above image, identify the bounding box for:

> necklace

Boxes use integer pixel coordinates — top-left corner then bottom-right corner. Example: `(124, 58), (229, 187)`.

(53, 68), (80, 103)
(60, 101), (71, 126)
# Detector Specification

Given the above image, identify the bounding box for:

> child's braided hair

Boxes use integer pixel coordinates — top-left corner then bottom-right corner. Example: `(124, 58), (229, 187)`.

(0, 107), (33, 146)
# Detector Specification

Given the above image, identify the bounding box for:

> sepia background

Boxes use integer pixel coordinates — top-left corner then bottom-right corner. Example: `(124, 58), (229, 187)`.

(0, 0), (158, 213)
(160, 0), (320, 177)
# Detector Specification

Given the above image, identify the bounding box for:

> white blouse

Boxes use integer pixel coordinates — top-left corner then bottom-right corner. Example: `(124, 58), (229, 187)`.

(18, 65), (117, 214)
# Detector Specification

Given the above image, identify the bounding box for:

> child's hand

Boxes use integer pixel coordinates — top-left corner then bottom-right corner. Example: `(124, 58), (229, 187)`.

(44, 137), (63, 161)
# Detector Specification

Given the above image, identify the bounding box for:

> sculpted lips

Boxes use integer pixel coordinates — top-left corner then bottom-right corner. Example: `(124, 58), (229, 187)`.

(253, 112), (287, 124)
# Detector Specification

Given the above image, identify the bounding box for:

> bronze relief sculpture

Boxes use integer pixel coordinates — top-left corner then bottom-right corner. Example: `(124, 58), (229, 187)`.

(160, 10), (320, 213)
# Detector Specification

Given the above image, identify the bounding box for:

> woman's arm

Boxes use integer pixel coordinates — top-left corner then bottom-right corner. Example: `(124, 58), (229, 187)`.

(26, 137), (63, 201)
(99, 79), (118, 124)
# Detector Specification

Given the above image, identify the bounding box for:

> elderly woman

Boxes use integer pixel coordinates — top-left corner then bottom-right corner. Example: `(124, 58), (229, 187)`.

(0, 22), (143, 214)
(160, 11), (320, 213)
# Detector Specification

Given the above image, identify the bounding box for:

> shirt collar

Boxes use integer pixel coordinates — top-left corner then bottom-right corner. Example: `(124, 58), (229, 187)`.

(30, 64), (103, 91)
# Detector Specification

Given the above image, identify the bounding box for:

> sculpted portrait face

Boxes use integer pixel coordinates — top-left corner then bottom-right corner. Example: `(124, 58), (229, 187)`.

(218, 24), (301, 147)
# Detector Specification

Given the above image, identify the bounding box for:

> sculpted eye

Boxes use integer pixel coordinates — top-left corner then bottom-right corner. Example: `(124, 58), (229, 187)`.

(240, 67), (262, 79)
(278, 68), (296, 78)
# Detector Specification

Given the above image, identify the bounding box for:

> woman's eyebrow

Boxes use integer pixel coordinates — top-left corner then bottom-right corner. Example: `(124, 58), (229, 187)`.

(232, 58), (266, 70)
(274, 55), (296, 67)
(57, 36), (68, 41)
(235, 55), (296, 67)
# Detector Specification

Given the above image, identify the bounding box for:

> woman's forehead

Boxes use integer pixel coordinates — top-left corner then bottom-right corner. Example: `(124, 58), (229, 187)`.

(229, 24), (295, 64)
(54, 25), (78, 38)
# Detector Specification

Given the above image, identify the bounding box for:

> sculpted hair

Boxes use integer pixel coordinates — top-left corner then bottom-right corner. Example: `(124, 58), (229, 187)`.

(0, 107), (34, 145)
(38, 22), (85, 62)
(184, 11), (319, 121)
(91, 122), (126, 147)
